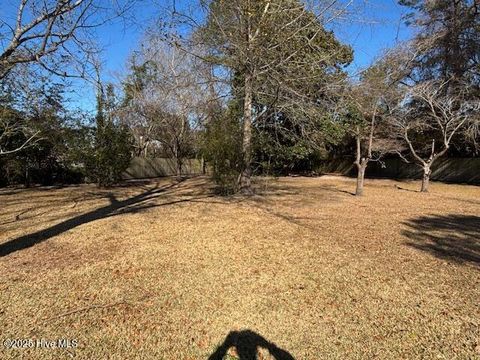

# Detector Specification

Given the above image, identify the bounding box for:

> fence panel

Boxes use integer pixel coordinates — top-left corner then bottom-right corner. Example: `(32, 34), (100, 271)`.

(122, 157), (203, 180)
(316, 157), (480, 185)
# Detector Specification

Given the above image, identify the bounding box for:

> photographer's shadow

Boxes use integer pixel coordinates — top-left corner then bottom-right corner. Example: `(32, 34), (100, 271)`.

(208, 330), (294, 360)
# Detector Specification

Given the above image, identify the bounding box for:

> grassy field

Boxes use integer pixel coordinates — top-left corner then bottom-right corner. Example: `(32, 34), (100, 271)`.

(0, 176), (479, 359)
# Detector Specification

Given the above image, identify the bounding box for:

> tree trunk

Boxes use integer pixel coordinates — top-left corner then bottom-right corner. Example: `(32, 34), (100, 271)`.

(239, 72), (253, 194)
(201, 156), (206, 175)
(176, 160), (182, 177)
(355, 160), (368, 196)
(25, 164), (30, 188)
(175, 156), (182, 178)
(144, 142), (148, 158)
(174, 142), (182, 177)
(421, 164), (431, 192)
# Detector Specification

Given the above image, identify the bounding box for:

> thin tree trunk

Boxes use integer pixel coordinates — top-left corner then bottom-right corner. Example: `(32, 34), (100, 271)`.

(354, 129), (369, 196)
(176, 160), (182, 177)
(174, 145), (182, 177)
(420, 139), (437, 193)
(421, 164), (431, 192)
(355, 160), (367, 196)
(25, 163), (30, 188)
(239, 72), (253, 194)
(144, 142), (148, 158)
(201, 156), (206, 175)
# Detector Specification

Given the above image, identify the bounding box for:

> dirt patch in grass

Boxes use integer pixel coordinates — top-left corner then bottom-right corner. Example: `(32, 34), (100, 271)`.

(0, 176), (479, 359)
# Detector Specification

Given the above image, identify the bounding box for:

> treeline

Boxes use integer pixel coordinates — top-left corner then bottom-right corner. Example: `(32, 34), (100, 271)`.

(0, 73), (133, 187)
(0, 0), (479, 195)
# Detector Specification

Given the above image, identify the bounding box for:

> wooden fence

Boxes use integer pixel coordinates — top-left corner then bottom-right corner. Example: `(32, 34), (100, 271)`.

(122, 157), (204, 180)
(123, 156), (480, 185)
(316, 157), (480, 185)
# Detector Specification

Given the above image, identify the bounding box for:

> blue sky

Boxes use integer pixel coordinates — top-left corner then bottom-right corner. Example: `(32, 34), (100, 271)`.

(90, 1), (412, 107)
(98, 1), (412, 74)
(333, 0), (412, 73)
(1, 0), (413, 112)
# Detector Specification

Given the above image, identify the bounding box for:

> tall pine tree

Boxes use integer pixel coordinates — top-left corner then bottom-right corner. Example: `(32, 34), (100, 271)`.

(199, 0), (352, 193)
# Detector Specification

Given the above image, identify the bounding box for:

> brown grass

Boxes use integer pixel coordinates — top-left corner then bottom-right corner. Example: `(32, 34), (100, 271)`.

(0, 176), (479, 359)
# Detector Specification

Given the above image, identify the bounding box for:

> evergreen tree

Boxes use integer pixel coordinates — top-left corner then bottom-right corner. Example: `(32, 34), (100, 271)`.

(91, 83), (133, 187)
(198, 0), (352, 193)
(400, 0), (479, 86)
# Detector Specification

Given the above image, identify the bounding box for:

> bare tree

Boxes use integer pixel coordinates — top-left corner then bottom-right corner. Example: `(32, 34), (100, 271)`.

(0, 0), (136, 157)
(349, 102), (382, 197)
(391, 79), (480, 192)
(0, 0), (137, 80)
(120, 39), (208, 176)
(0, 65), (46, 156)
(348, 75), (388, 196)
(346, 51), (412, 196)
(0, 112), (39, 155)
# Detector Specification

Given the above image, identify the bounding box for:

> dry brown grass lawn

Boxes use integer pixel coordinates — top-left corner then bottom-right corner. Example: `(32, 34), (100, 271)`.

(0, 176), (479, 359)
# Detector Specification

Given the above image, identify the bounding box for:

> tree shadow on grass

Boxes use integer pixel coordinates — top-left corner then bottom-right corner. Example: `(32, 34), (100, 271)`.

(318, 185), (355, 196)
(394, 185), (420, 193)
(402, 214), (480, 267)
(209, 330), (295, 360)
(0, 178), (215, 257)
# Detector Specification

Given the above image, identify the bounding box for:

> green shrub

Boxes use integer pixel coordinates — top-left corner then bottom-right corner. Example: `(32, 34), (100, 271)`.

(202, 112), (243, 195)
(88, 122), (133, 187)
